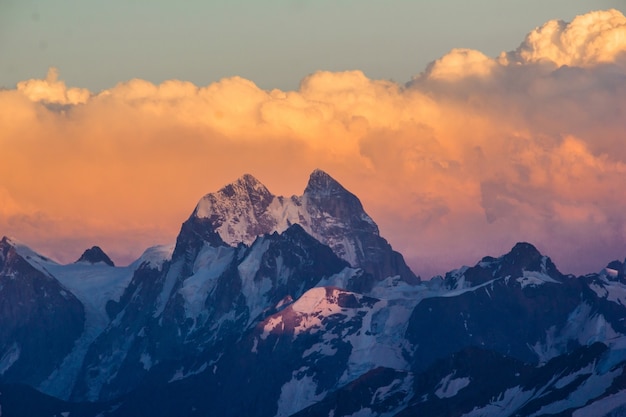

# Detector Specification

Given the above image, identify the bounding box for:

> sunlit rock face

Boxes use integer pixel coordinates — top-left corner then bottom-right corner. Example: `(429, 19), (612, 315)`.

(193, 169), (419, 286)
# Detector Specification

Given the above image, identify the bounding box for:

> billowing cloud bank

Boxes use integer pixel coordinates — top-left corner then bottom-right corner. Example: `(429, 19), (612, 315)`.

(2, 9), (626, 277)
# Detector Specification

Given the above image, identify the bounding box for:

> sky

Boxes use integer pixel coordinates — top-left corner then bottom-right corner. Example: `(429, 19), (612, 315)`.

(1, 2), (626, 278)
(1, 0), (623, 91)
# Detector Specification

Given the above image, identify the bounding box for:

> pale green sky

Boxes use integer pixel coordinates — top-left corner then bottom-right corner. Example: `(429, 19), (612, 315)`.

(1, 0), (623, 91)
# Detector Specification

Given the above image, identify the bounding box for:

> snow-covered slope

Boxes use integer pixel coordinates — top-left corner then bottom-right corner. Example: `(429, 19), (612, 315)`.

(0, 237), (175, 399)
(70, 220), (355, 402)
(0, 237), (85, 388)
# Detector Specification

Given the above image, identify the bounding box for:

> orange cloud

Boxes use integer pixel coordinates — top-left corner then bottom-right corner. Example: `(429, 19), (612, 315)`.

(1, 9), (626, 278)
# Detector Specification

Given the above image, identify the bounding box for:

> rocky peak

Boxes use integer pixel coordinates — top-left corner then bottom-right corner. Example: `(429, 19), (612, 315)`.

(499, 242), (561, 278)
(75, 246), (115, 266)
(0, 236), (16, 265)
(222, 174), (273, 204)
(304, 169), (348, 197)
(445, 242), (562, 289)
(193, 174), (273, 217)
(192, 174), (277, 246)
(504, 242), (542, 266)
(0, 236), (12, 254)
(0, 236), (52, 267)
(189, 170), (417, 284)
(303, 170), (379, 236)
(605, 259), (625, 281)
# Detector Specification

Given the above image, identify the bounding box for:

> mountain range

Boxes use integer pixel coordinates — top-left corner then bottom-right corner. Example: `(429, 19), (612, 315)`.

(1, 169), (625, 417)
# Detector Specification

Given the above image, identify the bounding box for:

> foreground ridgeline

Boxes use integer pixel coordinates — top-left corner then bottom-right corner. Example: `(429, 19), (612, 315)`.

(1, 170), (626, 417)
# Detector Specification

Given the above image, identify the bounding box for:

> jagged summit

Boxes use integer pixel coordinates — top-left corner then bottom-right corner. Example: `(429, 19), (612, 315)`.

(499, 241), (561, 278)
(507, 242), (542, 261)
(194, 173), (273, 219)
(0, 236), (54, 265)
(187, 169), (418, 284)
(445, 241), (562, 289)
(1, 236), (22, 248)
(223, 173), (271, 198)
(605, 259), (625, 281)
(303, 170), (378, 235)
(192, 173), (276, 246)
(304, 169), (348, 196)
(75, 246), (115, 266)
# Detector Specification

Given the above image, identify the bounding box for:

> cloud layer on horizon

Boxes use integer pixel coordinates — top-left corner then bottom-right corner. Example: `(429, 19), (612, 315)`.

(2, 9), (626, 277)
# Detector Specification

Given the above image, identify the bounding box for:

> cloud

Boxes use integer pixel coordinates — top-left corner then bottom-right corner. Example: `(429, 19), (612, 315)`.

(425, 49), (497, 81)
(16, 67), (90, 105)
(502, 9), (626, 67)
(1, 9), (626, 278)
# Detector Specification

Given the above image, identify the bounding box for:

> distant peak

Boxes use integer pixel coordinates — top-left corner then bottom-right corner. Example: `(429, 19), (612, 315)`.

(501, 241), (562, 277)
(75, 246), (115, 266)
(236, 173), (263, 187)
(309, 169), (334, 182)
(606, 259), (624, 271)
(304, 169), (347, 195)
(0, 236), (23, 247)
(217, 173), (271, 200)
(510, 242), (542, 258)
(502, 242), (544, 268)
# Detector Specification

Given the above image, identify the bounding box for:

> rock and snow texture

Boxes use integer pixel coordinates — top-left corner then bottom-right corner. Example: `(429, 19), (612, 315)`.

(193, 169), (418, 285)
(75, 246), (115, 266)
(0, 237), (85, 387)
(70, 221), (352, 402)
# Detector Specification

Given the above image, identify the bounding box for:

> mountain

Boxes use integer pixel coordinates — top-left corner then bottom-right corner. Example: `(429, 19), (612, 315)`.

(406, 242), (626, 372)
(70, 223), (355, 402)
(0, 237), (84, 387)
(1, 170), (626, 416)
(192, 169), (419, 287)
(295, 342), (626, 417)
(75, 246), (115, 266)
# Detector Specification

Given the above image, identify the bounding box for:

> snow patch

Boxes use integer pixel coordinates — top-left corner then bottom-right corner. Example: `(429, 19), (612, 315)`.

(590, 280), (626, 306)
(132, 244), (174, 270)
(435, 374), (470, 399)
(531, 303), (621, 363)
(461, 386), (536, 417)
(372, 375), (414, 406)
(292, 287), (330, 315)
(0, 343), (20, 375)
(531, 367), (623, 416)
(179, 245), (235, 322)
(262, 316), (284, 340)
(154, 260), (183, 318)
(238, 238), (277, 325)
(345, 410), (374, 417)
(139, 353), (153, 371)
(516, 270), (560, 289)
(168, 362), (208, 383)
(275, 372), (324, 417)
(572, 390), (626, 417)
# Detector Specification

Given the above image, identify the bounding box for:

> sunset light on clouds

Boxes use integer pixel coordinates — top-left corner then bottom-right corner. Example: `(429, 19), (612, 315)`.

(2, 6), (626, 278)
